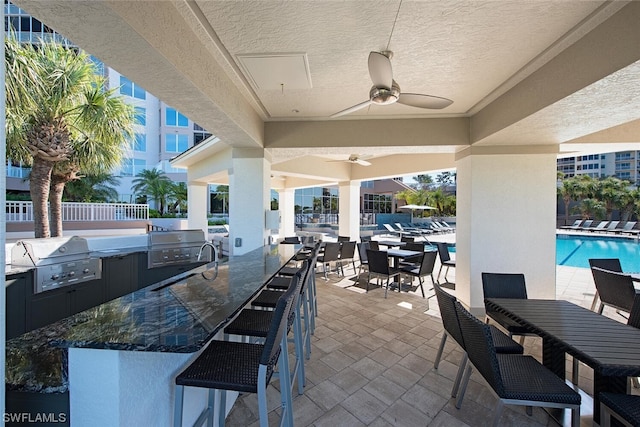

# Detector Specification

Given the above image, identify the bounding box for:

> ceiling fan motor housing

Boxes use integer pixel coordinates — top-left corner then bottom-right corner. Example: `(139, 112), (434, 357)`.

(370, 80), (400, 105)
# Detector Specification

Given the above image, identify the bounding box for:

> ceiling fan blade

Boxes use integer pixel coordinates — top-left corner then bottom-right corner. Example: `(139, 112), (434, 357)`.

(397, 93), (453, 109)
(368, 52), (393, 89)
(330, 100), (373, 118)
(354, 158), (372, 166)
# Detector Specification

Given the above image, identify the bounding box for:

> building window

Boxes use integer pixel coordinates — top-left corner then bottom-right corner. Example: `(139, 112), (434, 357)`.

(121, 158), (146, 177)
(133, 133), (146, 152)
(119, 76), (146, 99)
(165, 134), (189, 153)
(166, 108), (189, 127)
(363, 193), (392, 214)
(134, 107), (146, 126)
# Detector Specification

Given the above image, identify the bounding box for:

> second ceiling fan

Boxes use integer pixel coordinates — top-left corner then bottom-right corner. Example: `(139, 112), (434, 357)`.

(331, 51), (453, 118)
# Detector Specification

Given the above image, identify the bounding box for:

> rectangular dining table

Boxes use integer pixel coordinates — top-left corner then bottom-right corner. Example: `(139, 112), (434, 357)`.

(485, 298), (640, 423)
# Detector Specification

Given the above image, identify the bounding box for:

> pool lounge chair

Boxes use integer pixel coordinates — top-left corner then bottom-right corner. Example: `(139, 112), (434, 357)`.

(560, 219), (583, 230)
(382, 223), (402, 237)
(602, 221), (620, 233)
(576, 219), (593, 231)
(621, 221), (640, 236)
(586, 221), (609, 232)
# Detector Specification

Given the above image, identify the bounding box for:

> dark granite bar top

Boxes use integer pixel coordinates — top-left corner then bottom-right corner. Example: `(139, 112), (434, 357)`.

(5, 244), (300, 393)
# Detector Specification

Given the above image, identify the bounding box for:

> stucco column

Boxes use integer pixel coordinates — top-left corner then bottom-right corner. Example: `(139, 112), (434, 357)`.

(455, 146), (558, 313)
(338, 181), (361, 240)
(228, 148), (271, 255)
(187, 182), (208, 233)
(278, 187), (295, 238)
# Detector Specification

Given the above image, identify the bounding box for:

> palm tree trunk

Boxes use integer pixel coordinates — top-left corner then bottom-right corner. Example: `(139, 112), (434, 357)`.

(29, 157), (54, 238)
(49, 175), (66, 237)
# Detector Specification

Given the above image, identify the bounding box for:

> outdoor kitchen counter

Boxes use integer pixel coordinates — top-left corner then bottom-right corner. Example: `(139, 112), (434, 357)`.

(5, 243), (300, 394)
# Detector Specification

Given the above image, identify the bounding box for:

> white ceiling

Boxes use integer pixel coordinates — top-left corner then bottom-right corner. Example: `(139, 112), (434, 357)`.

(13, 0), (640, 184)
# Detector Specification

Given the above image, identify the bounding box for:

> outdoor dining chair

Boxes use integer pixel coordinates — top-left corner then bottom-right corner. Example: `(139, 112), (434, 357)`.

(588, 258), (623, 311)
(436, 242), (455, 283)
(454, 301), (581, 427)
(591, 267), (639, 315)
(356, 242), (370, 284)
(433, 283), (523, 402)
(338, 241), (357, 276)
(366, 249), (401, 298)
(317, 242), (341, 279)
(481, 272), (532, 344)
(400, 250), (437, 298)
(599, 392), (640, 427)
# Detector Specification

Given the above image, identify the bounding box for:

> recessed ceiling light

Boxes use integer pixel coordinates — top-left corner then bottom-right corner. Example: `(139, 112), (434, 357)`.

(291, 109), (299, 113)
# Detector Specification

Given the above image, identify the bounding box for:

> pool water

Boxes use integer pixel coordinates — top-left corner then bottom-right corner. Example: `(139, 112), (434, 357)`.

(556, 234), (640, 271)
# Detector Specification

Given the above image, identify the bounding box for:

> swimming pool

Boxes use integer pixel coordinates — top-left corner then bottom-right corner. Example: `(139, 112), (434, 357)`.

(556, 234), (640, 271)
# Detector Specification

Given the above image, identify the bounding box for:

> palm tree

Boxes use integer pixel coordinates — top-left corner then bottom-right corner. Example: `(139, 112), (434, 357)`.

(63, 173), (120, 202)
(5, 36), (134, 237)
(168, 182), (188, 215)
(597, 176), (629, 220)
(132, 169), (173, 215)
(557, 175), (580, 225)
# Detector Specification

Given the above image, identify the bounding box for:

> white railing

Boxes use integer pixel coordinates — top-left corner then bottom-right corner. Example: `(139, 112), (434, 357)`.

(6, 202), (149, 222)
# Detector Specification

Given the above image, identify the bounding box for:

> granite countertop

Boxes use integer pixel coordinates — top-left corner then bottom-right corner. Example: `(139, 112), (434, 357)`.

(5, 244), (300, 393)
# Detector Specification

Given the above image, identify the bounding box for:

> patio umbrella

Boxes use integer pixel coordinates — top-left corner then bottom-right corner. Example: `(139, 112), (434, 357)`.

(398, 204), (436, 221)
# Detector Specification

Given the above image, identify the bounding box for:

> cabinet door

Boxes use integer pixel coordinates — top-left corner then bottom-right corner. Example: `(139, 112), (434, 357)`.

(6, 273), (29, 339)
(69, 281), (106, 315)
(104, 254), (139, 300)
(29, 288), (70, 331)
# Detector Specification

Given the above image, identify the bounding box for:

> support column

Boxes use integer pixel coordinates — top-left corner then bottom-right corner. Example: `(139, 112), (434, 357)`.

(455, 146), (558, 312)
(228, 148), (271, 255)
(338, 181), (361, 241)
(187, 182), (209, 234)
(278, 187), (295, 238)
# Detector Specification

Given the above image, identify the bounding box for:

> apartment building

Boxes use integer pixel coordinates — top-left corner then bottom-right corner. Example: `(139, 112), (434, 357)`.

(4, 1), (212, 206)
(557, 151), (640, 184)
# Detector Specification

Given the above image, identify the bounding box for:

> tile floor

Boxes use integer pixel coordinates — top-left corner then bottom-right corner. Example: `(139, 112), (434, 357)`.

(225, 244), (636, 427)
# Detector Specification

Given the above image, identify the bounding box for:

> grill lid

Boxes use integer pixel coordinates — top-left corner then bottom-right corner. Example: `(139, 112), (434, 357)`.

(11, 236), (92, 267)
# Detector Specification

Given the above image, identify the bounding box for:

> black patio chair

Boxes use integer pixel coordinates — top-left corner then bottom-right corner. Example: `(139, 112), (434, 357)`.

(338, 241), (357, 275)
(481, 272), (532, 344)
(400, 250), (437, 298)
(599, 392), (640, 427)
(356, 242), (370, 284)
(588, 258), (623, 311)
(366, 249), (401, 298)
(454, 301), (581, 427)
(436, 242), (455, 283)
(317, 242), (341, 279)
(433, 283), (523, 401)
(591, 267), (639, 315)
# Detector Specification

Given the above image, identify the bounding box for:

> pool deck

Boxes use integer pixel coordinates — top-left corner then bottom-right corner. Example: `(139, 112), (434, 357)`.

(224, 231), (638, 426)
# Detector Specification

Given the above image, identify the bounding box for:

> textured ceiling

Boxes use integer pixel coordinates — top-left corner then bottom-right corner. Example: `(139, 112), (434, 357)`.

(195, 0), (606, 120)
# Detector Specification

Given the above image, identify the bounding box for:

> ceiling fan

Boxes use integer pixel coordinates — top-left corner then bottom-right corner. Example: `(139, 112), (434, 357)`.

(327, 154), (372, 166)
(330, 51), (453, 118)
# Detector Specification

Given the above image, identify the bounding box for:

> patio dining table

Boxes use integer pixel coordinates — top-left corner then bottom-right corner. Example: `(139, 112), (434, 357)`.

(485, 298), (640, 423)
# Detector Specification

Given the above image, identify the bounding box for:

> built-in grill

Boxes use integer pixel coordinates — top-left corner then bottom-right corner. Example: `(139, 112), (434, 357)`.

(147, 230), (210, 269)
(11, 236), (102, 294)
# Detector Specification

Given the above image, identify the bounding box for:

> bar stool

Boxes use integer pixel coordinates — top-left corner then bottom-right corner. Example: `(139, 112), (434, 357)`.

(173, 272), (301, 427)
(227, 261), (312, 396)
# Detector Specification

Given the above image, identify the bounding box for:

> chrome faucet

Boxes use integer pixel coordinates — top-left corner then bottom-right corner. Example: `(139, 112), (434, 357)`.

(197, 241), (219, 280)
(197, 241), (217, 262)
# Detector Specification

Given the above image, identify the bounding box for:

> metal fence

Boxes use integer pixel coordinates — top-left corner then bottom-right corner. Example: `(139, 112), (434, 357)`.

(6, 201), (149, 222)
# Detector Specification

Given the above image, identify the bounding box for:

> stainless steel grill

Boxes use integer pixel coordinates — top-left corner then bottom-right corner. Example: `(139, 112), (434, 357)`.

(11, 236), (102, 294)
(147, 230), (210, 269)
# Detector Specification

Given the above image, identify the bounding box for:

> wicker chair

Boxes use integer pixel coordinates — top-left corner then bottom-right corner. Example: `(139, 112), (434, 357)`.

(366, 249), (401, 298)
(317, 242), (341, 279)
(400, 250), (437, 298)
(599, 392), (640, 427)
(454, 301), (581, 427)
(588, 258), (623, 311)
(481, 272), (532, 344)
(338, 241), (357, 276)
(433, 283), (523, 400)
(174, 272), (301, 427)
(435, 242), (455, 283)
